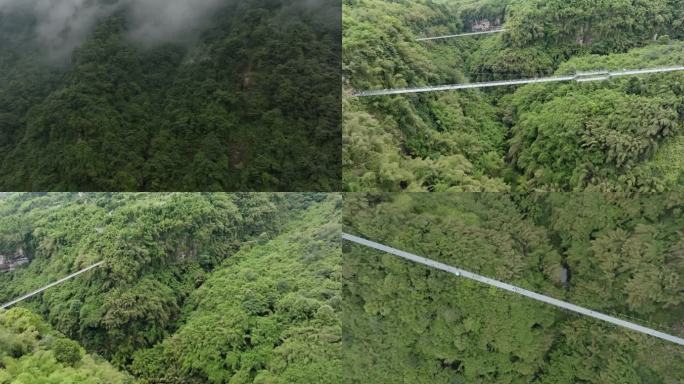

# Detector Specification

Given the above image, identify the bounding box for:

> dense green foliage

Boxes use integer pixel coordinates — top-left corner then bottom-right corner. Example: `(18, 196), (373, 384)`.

(343, 0), (684, 192)
(343, 193), (684, 383)
(343, 0), (507, 191)
(131, 198), (341, 383)
(505, 0), (683, 56)
(0, 192), (341, 382)
(0, 307), (131, 383)
(506, 43), (684, 191)
(0, 0), (341, 191)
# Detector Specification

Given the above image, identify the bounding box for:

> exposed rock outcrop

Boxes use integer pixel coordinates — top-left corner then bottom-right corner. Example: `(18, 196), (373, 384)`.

(0, 248), (29, 272)
(471, 18), (502, 32)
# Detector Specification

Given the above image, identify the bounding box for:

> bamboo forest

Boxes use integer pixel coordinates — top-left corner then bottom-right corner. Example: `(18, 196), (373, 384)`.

(343, 0), (684, 192)
(0, 193), (341, 383)
(2, 1), (684, 384)
(343, 193), (684, 383)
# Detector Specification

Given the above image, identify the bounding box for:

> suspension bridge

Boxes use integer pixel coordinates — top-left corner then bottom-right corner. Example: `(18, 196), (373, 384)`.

(343, 233), (684, 347)
(353, 66), (684, 97)
(1, 261), (104, 310)
(417, 28), (506, 41)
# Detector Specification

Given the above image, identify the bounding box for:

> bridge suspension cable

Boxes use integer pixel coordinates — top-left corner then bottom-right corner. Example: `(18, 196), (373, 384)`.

(342, 233), (684, 347)
(1, 261), (104, 310)
(417, 28), (506, 41)
(353, 66), (684, 97)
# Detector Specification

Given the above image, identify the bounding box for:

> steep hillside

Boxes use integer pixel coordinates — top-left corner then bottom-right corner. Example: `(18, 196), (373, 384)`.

(131, 197), (342, 383)
(0, 193), (284, 365)
(343, 0), (684, 192)
(0, 192), (341, 382)
(0, 0), (341, 191)
(506, 43), (684, 191)
(0, 307), (131, 383)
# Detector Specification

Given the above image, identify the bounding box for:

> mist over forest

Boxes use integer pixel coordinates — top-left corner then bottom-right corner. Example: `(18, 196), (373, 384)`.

(0, 0), (342, 191)
(0, 0), (227, 61)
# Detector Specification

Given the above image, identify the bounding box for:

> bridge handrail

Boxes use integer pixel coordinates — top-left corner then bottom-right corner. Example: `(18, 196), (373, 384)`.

(1, 261), (105, 310)
(353, 66), (684, 97)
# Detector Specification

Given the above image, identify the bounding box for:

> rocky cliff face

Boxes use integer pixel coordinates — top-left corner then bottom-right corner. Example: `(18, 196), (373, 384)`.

(471, 18), (502, 32)
(0, 248), (29, 272)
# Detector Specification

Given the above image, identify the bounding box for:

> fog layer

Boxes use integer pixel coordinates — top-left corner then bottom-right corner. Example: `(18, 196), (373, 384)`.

(0, 0), (228, 60)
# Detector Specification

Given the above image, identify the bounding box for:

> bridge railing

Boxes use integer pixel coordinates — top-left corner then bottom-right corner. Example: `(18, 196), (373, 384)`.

(353, 66), (684, 97)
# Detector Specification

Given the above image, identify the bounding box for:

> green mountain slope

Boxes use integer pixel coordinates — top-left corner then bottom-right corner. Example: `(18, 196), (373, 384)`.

(0, 0), (341, 191)
(0, 307), (131, 383)
(506, 43), (684, 191)
(0, 193), (285, 365)
(0, 192), (341, 382)
(131, 197), (342, 383)
(343, 0), (684, 192)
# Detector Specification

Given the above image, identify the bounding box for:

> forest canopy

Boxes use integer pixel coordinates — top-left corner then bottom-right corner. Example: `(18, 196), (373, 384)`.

(342, 0), (684, 192)
(0, 0), (341, 191)
(0, 307), (132, 383)
(0, 192), (341, 383)
(343, 193), (684, 383)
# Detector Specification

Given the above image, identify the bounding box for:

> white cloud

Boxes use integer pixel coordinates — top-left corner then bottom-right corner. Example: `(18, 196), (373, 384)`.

(0, 0), (230, 61)
(123, 0), (225, 46)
